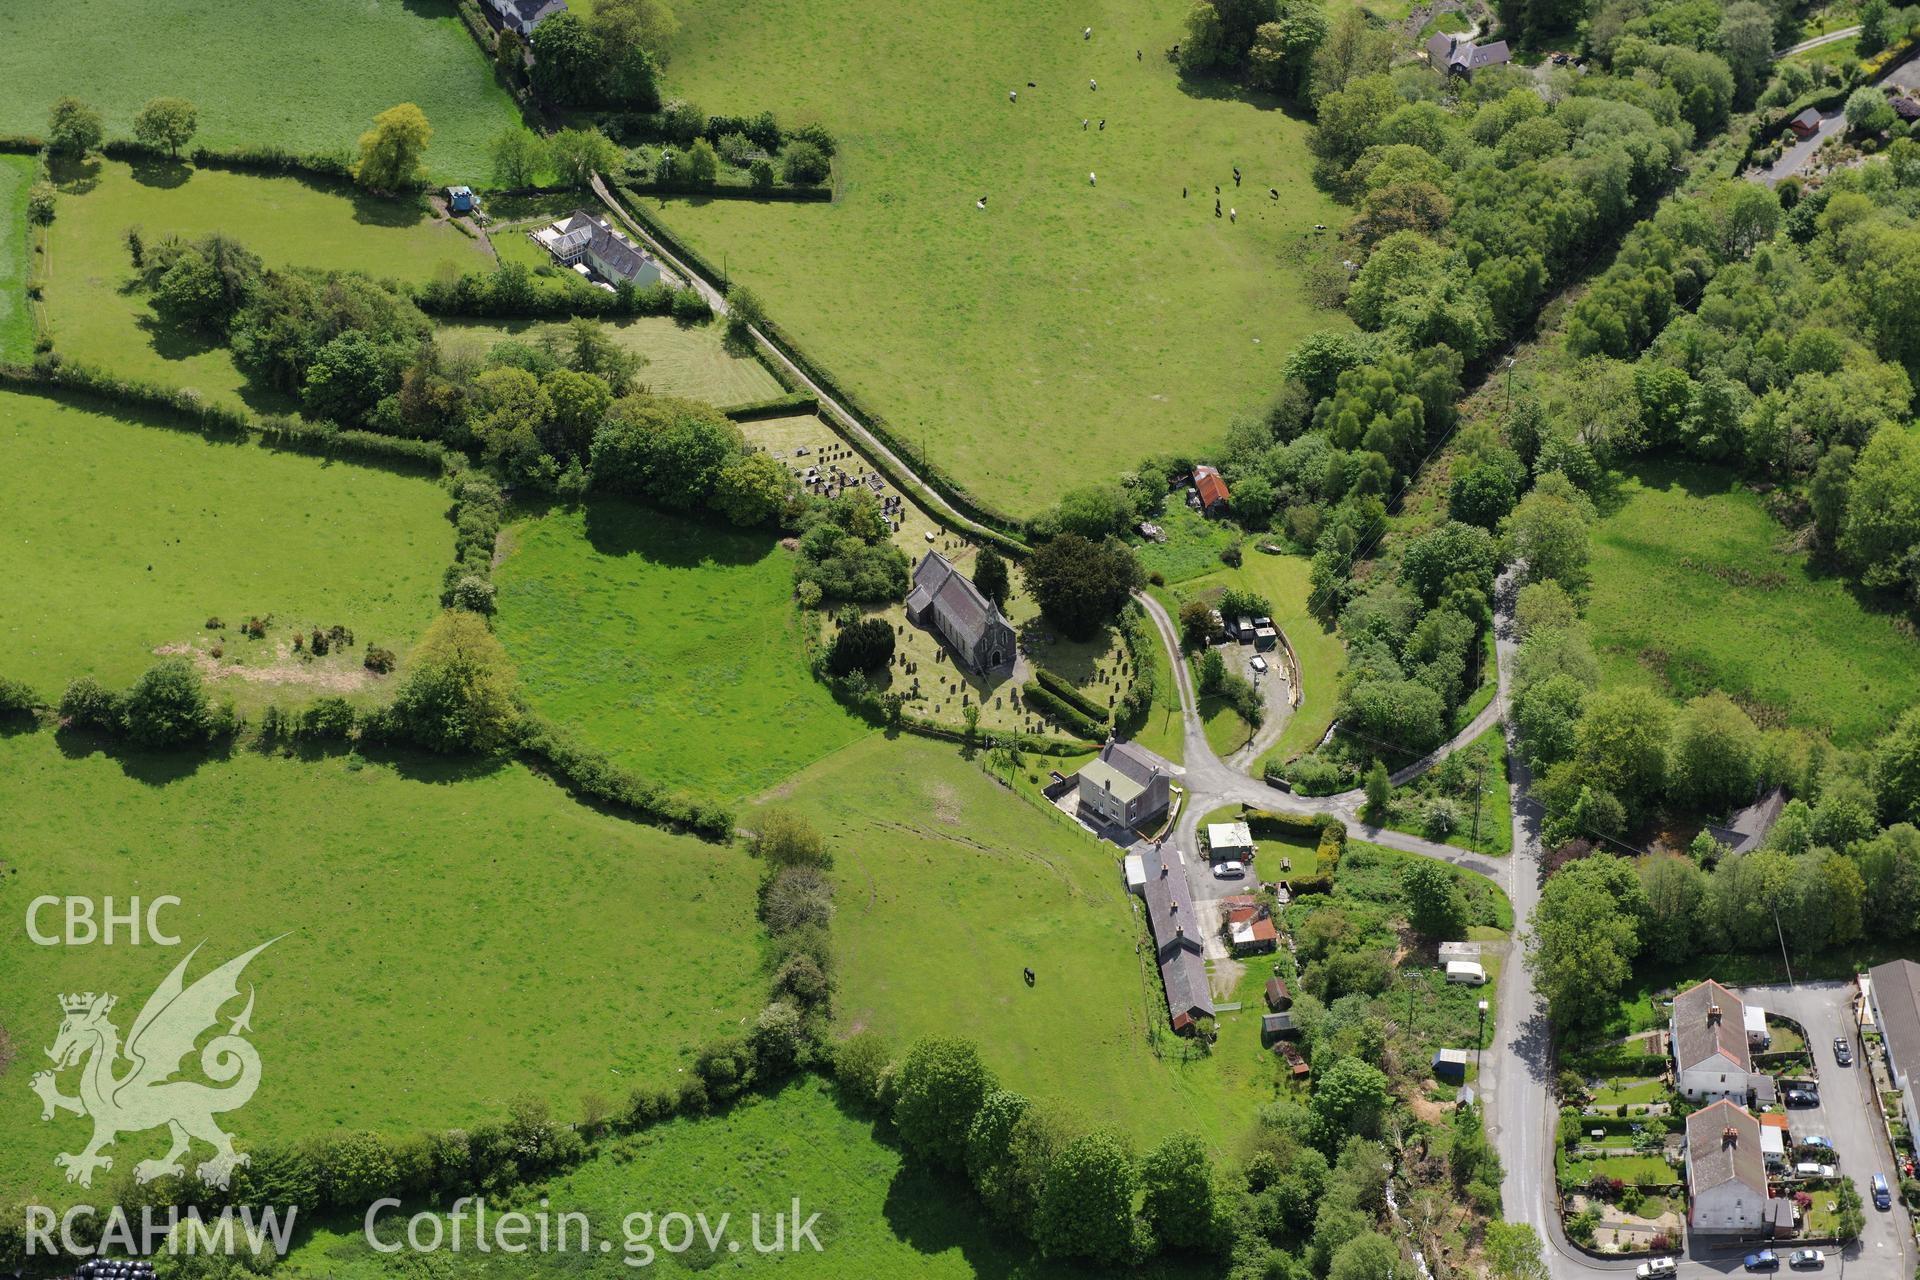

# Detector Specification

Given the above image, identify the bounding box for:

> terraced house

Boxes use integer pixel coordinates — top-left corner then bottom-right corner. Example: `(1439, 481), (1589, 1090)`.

(1671, 979), (1756, 1103)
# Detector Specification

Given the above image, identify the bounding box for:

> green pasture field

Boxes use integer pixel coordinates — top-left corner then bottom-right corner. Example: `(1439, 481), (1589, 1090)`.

(767, 734), (1278, 1150)
(0, 153), (33, 360)
(0, 731), (764, 1205)
(1588, 463), (1920, 745)
(651, 0), (1347, 518)
(0, 0), (520, 184)
(40, 158), (489, 414)
(438, 316), (783, 407)
(281, 1077), (1215, 1278)
(491, 494), (870, 803)
(0, 388), (447, 700)
(1131, 602), (1185, 764)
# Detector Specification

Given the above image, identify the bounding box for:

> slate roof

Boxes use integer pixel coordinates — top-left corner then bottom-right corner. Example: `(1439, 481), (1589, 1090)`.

(1427, 33), (1511, 73)
(546, 211), (656, 284)
(909, 551), (1006, 654)
(1099, 739), (1169, 790)
(1140, 842), (1212, 1030)
(1686, 1099), (1767, 1198)
(483, 0), (567, 37)
(1673, 979), (1751, 1075)
(1871, 959), (1920, 1086)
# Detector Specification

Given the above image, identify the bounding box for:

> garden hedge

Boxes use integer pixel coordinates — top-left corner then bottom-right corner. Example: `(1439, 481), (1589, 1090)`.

(518, 714), (735, 842)
(1022, 682), (1106, 740)
(722, 391), (819, 421)
(1244, 810), (1345, 892)
(1032, 667), (1109, 724)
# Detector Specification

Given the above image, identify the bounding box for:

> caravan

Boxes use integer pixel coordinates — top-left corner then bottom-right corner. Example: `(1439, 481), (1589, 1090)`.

(1445, 960), (1487, 986)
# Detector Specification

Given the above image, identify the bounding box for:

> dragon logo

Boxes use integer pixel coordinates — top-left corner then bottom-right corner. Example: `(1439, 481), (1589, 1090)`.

(29, 939), (279, 1189)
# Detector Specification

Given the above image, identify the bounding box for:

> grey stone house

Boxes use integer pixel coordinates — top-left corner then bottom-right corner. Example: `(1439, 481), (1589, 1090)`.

(1140, 842), (1213, 1034)
(1077, 739), (1173, 831)
(905, 551), (1016, 673)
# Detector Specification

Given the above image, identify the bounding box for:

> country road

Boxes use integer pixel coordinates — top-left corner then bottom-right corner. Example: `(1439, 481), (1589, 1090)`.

(1774, 24), (1861, 57)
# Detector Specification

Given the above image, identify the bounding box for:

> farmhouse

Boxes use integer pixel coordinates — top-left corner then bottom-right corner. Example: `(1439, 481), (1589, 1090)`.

(905, 550), (1016, 674)
(1192, 465), (1231, 516)
(532, 211), (665, 287)
(1076, 739), (1173, 831)
(1140, 842), (1214, 1034)
(1867, 959), (1920, 1154)
(1670, 979), (1754, 1102)
(479, 0), (568, 39)
(1685, 1101), (1768, 1234)
(1424, 33), (1512, 78)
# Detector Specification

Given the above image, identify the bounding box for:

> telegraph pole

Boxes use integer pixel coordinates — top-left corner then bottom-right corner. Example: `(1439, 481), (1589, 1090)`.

(1471, 753), (1486, 850)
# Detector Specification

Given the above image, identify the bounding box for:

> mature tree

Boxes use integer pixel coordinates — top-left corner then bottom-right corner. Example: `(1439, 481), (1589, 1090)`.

(1791, 849), (1865, 952)
(1858, 824), (1920, 936)
(1846, 85), (1896, 134)
(1140, 1132), (1218, 1252)
(490, 127), (549, 188)
(1180, 0), (1231, 71)
(1484, 1222), (1550, 1280)
(470, 366), (554, 476)
(563, 317), (645, 396)
(1341, 678), (1447, 754)
(1248, 0), (1329, 96)
(782, 140), (831, 185)
(1878, 706), (1920, 824)
(712, 451), (791, 526)
(1668, 692), (1761, 812)
(1529, 858), (1642, 1036)
(1023, 534), (1140, 641)
(1505, 470), (1594, 589)
(392, 611), (519, 754)
(1283, 330), (1371, 401)
(1035, 1130), (1138, 1264)
(1179, 599), (1215, 651)
(1400, 521), (1496, 606)
(1513, 582), (1577, 640)
(530, 12), (604, 103)
(539, 367), (614, 462)
(827, 615), (895, 676)
(356, 103), (432, 193)
(132, 97), (197, 159)
(302, 330), (400, 425)
(1402, 859), (1470, 939)
(1576, 686), (1672, 815)
(46, 97), (104, 157)
(1328, 1233), (1402, 1280)
(1858, 0), (1891, 54)
(1809, 445), (1855, 550)
(1449, 461), (1518, 530)
(590, 395), (744, 508)
(972, 547), (1010, 608)
(892, 1037), (995, 1172)
(1718, 2), (1775, 105)
(1309, 10), (1392, 103)
(966, 1090), (1036, 1226)
(1514, 671), (1586, 770)
(548, 126), (621, 188)
(122, 659), (215, 747)
(1638, 853), (1708, 964)
(1311, 1057), (1391, 1142)
(589, 0), (679, 64)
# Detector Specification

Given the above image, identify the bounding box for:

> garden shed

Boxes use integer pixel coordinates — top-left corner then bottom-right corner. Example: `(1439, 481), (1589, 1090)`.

(1431, 1047), (1468, 1083)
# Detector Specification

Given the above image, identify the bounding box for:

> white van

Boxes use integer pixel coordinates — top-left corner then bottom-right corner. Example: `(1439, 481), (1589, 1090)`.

(1445, 960), (1487, 985)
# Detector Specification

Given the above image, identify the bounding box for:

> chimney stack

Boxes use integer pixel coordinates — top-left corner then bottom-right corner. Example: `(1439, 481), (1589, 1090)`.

(1722, 1125), (1738, 1148)
(1708, 1002), (1722, 1024)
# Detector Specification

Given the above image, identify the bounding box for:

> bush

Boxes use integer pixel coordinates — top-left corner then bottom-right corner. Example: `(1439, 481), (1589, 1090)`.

(827, 615), (895, 676)
(0, 677), (38, 716)
(363, 645), (397, 674)
(391, 611), (519, 755)
(781, 140), (831, 185)
(833, 1031), (893, 1113)
(122, 659), (220, 747)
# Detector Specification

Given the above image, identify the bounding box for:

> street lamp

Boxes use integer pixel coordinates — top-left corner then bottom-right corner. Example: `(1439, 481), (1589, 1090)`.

(1478, 999), (1490, 1072)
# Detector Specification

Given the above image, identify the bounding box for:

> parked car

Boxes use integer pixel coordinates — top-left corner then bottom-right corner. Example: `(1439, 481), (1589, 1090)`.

(1794, 1161), (1837, 1178)
(1873, 1172), (1892, 1208)
(1213, 860), (1245, 878)
(1636, 1260), (1678, 1278)
(1788, 1249), (1825, 1270)
(1250, 654), (1268, 674)
(1785, 1088), (1818, 1107)
(1802, 1135), (1833, 1150)
(1745, 1251), (1779, 1272)
(1833, 1037), (1853, 1066)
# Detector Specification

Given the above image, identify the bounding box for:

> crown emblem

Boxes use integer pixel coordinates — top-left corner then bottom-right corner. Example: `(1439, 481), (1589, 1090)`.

(60, 992), (112, 1014)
